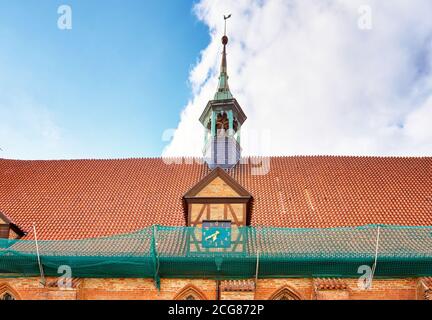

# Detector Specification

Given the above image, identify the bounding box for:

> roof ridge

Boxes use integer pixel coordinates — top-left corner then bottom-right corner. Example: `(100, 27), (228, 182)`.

(1, 155), (431, 162)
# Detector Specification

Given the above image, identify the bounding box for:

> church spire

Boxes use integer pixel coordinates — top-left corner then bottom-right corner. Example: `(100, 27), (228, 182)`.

(199, 14), (246, 170)
(214, 14), (233, 101)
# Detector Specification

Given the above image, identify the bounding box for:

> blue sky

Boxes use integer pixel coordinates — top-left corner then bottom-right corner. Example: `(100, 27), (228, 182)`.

(1, 0), (432, 159)
(0, 0), (208, 159)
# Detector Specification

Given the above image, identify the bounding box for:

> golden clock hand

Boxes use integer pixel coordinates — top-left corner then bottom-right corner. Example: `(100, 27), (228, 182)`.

(205, 230), (220, 242)
(212, 230), (220, 242)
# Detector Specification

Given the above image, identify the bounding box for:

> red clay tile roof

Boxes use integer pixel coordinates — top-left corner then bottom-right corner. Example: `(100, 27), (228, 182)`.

(0, 156), (431, 240)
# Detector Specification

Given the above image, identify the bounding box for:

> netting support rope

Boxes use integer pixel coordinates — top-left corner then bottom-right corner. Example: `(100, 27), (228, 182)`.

(33, 223), (46, 286)
(254, 250), (260, 299)
(370, 226), (381, 288)
(152, 225), (161, 291)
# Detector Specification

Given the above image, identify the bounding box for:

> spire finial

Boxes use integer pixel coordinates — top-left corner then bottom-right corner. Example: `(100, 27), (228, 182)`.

(215, 14), (233, 101)
(223, 14), (231, 36)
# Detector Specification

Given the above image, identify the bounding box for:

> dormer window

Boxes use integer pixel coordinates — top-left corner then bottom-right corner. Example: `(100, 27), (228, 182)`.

(183, 167), (252, 227)
(183, 167), (252, 254)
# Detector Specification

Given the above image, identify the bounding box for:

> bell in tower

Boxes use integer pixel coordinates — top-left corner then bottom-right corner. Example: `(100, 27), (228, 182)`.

(199, 16), (247, 170)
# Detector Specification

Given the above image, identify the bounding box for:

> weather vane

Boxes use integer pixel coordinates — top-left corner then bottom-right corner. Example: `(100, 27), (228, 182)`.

(223, 14), (232, 37)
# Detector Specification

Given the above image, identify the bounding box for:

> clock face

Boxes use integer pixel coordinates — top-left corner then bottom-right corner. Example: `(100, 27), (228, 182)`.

(202, 220), (232, 249)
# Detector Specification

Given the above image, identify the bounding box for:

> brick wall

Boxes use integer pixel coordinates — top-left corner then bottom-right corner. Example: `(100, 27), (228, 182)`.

(0, 277), (429, 300)
(316, 290), (350, 300)
(346, 278), (419, 300)
(220, 291), (255, 300)
(80, 279), (216, 300)
(254, 279), (313, 300)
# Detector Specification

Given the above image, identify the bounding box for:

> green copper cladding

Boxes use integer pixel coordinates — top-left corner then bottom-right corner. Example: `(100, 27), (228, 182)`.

(199, 25), (247, 169)
(227, 110), (234, 135)
(211, 111), (216, 137)
(214, 37), (233, 101)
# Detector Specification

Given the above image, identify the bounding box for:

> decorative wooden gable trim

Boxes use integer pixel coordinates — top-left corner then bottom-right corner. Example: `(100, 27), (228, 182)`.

(0, 211), (25, 239)
(184, 167), (252, 199)
(183, 167), (253, 226)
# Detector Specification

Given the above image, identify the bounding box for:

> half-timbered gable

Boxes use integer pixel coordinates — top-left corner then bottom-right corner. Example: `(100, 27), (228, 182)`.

(183, 167), (252, 253)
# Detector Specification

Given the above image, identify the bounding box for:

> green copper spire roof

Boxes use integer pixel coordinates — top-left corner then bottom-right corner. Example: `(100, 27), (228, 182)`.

(214, 35), (233, 101)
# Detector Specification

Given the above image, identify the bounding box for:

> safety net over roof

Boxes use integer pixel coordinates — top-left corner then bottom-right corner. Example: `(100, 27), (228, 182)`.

(1, 225), (431, 284)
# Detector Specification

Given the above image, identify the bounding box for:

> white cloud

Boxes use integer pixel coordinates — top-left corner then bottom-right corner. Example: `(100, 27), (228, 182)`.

(163, 0), (432, 157)
(404, 96), (432, 149)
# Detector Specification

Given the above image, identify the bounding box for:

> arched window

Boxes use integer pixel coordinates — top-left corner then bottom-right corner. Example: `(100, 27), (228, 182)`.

(174, 285), (207, 300)
(1, 292), (15, 300)
(0, 284), (20, 300)
(269, 287), (301, 300)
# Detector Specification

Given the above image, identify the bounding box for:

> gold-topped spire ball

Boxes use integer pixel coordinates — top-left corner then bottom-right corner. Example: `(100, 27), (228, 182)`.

(222, 35), (228, 45)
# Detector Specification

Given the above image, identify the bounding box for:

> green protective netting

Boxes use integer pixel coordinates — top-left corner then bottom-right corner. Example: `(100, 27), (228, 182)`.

(1, 225), (431, 283)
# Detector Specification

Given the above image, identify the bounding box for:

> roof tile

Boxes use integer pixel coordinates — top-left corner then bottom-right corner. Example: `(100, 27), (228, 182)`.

(0, 156), (431, 240)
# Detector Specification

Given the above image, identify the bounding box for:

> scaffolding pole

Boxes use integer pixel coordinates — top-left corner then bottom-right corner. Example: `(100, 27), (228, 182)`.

(152, 225), (161, 290)
(254, 250), (260, 299)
